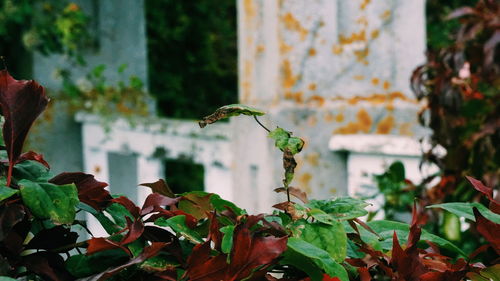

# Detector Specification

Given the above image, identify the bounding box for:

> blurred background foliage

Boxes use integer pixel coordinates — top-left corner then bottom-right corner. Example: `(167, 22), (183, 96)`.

(145, 0), (238, 119)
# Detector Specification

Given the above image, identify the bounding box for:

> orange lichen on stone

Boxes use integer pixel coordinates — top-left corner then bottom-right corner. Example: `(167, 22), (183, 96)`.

(306, 153), (320, 166)
(339, 30), (366, 45)
(371, 78), (379, 85)
(356, 16), (368, 26)
(376, 115), (395, 134)
(334, 108), (372, 134)
(308, 83), (317, 91)
(331, 92), (417, 105)
(324, 112), (335, 122)
(399, 122), (413, 136)
(335, 113), (345, 122)
(241, 60), (253, 102)
(329, 188), (338, 194)
(282, 59), (299, 89)
(354, 47), (369, 64)
(353, 75), (365, 80)
(308, 48), (317, 56)
(93, 165), (101, 174)
(284, 91), (303, 103)
(307, 115), (318, 126)
(256, 44), (265, 54)
(308, 95), (325, 107)
(371, 29), (380, 39)
(385, 102), (395, 111)
(280, 39), (293, 54)
(383, 80), (391, 90)
(332, 44), (343, 55)
(360, 0), (371, 10)
(244, 0), (256, 20)
(298, 173), (312, 193)
(282, 12), (308, 40)
(381, 10), (391, 20)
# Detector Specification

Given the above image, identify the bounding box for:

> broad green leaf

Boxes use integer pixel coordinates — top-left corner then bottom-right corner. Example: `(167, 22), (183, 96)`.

(77, 202), (121, 235)
(19, 180), (79, 224)
(0, 277), (17, 281)
(365, 220), (466, 256)
(307, 197), (369, 220)
(268, 128), (304, 154)
(287, 237), (348, 281)
(155, 215), (204, 244)
(220, 225), (235, 254)
(65, 249), (129, 278)
(210, 194), (245, 215)
(427, 202), (500, 224)
(308, 208), (337, 225)
(106, 203), (134, 227)
(199, 104), (265, 128)
(141, 254), (180, 272)
(13, 160), (53, 182)
(346, 240), (365, 258)
(296, 221), (347, 263)
(0, 185), (18, 201)
(281, 248), (324, 281)
(388, 161), (405, 182)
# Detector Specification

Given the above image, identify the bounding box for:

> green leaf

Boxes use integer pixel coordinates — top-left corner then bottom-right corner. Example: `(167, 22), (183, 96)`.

(365, 220), (466, 256)
(0, 277), (17, 281)
(287, 237), (349, 281)
(307, 197), (369, 220)
(140, 254), (180, 273)
(296, 221), (347, 263)
(388, 161), (405, 182)
(308, 208), (337, 225)
(427, 202), (500, 224)
(13, 160), (53, 182)
(65, 249), (129, 278)
(281, 248), (324, 281)
(268, 128), (304, 154)
(19, 180), (79, 224)
(155, 215), (204, 244)
(106, 203), (134, 227)
(0, 185), (18, 201)
(210, 194), (245, 215)
(220, 225), (235, 255)
(199, 104), (265, 128)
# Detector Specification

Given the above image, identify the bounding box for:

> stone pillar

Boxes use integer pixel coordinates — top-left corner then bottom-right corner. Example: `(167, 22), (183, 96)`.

(234, 0), (426, 212)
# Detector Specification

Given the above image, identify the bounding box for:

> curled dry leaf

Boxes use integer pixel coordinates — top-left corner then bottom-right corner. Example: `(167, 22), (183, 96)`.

(274, 186), (309, 203)
(198, 104), (265, 128)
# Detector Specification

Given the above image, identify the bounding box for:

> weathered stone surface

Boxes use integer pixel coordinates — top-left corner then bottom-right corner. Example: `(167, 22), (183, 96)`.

(234, 0), (426, 211)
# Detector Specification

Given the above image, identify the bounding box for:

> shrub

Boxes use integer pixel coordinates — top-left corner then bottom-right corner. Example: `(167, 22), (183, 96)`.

(0, 70), (498, 280)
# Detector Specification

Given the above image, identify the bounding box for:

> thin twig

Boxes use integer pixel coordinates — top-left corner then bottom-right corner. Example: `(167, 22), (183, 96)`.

(253, 116), (270, 133)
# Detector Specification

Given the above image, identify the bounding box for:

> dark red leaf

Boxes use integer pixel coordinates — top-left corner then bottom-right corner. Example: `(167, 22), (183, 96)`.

(473, 207), (500, 254)
(146, 207), (198, 228)
(112, 196), (141, 218)
(184, 241), (228, 281)
(26, 226), (77, 252)
(120, 216), (144, 245)
(0, 70), (48, 186)
(23, 251), (73, 281)
(391, 231), (428, 280)
(50, 172), (112, 211)
(86, 237), (131, 256)
(357, 267), (371, 281)
(85, 242), (166, 281)
(466, 176), (500, 213)
(17, 151), (49, 168)
(0, 203), (26, 241)
(141, 192), (180, 216)
(140, 179), (175, 198)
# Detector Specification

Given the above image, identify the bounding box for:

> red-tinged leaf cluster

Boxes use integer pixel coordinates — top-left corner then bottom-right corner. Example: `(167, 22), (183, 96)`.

(184, 214), (288, 281)
(0, 70), (49, 186)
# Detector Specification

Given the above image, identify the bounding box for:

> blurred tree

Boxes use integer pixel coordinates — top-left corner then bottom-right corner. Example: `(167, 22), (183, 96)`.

(145, 0), (238, 119)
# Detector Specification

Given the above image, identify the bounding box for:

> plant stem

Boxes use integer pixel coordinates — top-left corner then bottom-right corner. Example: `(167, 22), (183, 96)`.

(51, 240), (88, 253)
(253, 116), (270, 133)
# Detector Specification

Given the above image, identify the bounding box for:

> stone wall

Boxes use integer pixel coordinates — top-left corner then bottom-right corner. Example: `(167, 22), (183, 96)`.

(233, 0), (426, 211)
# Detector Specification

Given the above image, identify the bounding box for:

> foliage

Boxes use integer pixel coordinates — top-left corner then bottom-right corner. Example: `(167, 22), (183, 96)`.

(0, 0), (91, 77)
(0, 75), (498, 280)
(57, 64), (151, 128)
(145, 0), (238, 118)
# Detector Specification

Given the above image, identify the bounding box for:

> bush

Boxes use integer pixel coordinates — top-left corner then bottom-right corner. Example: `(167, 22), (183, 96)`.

(0, 69), (498, 280)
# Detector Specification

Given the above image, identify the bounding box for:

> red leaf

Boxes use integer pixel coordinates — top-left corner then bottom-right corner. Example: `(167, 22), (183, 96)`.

(357, 267), (371, 281)
(50, 172), (112, 211)
(120, 216), (144, 245)
(23, 251), (73, 281)
(0, 70), (48, 186)
(473, 207), (500, 254)
(466, 176), (500, 213)
(112, 196), (141, 218)
(140, 179), (175, 197)
(17, 151), (49, 168)
(141, 193), (180, 215)
(391, 231), (428, 280)
(86, 237), (130, 256)
(86, 242), (166, 281)
(184, 242), (228, 281)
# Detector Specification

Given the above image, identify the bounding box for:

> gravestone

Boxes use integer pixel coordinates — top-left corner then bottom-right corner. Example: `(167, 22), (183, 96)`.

(233, 0), (426, 211)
